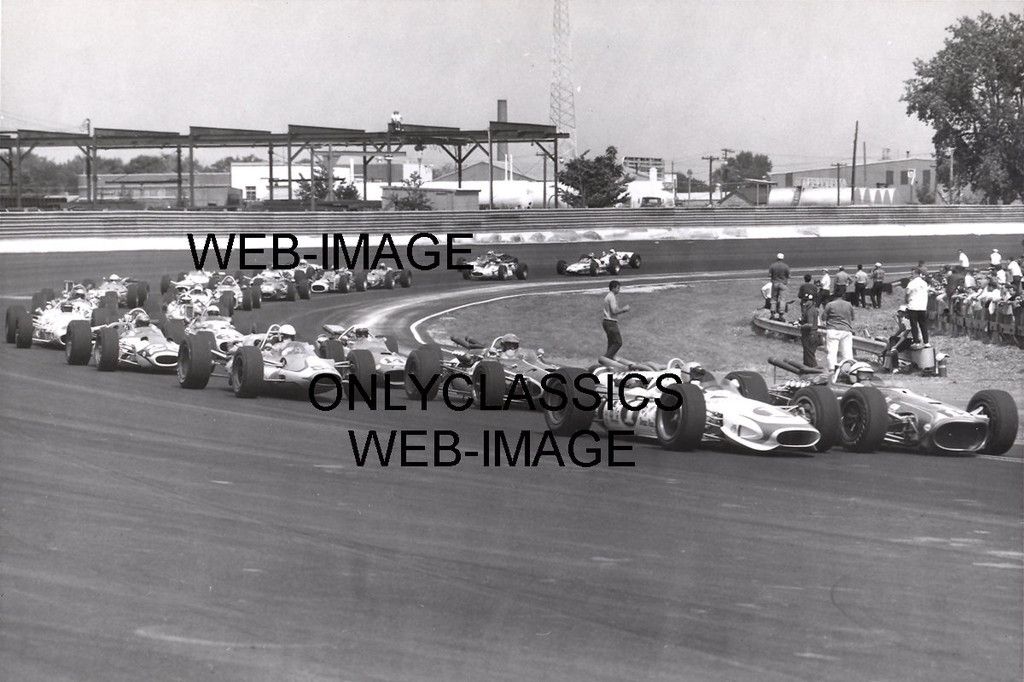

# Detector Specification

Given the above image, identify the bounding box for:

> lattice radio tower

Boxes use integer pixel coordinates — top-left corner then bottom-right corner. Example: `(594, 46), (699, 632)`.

(549, 0), (578, 158)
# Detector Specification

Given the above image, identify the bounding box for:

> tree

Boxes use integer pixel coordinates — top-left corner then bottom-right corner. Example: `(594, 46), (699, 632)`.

(208, 154), (263, 172)
(391, 171), (432, 210)
(902, 12), (1024, 204)
(557, 146), (631, 208)
(712, 151), (773, 186)
(124, 154), (177, 174)
(296, 167), (361, 202)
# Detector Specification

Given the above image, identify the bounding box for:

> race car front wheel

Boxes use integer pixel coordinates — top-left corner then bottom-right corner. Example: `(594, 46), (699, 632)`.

(792, 385), (841, 452)
(839, 387), (888, 452)
(656, 383), (705, 451)
(543, 367), (597, 435)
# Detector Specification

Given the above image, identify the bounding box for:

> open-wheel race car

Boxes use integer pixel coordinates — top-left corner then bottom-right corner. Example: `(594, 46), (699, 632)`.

(159, 269), (216, 295)
(243, 269), (311, 301)
(353, 264), (413, 291)
(64, 308), (179, 372)
(543, 357), (829, 453)
(176, 323), (344, 400)
(86, 273), (150, 308)
(6, 284), (118, 350)
(458, 251), (529, 281)
(310, 268), (357, 294)
(208, 275), (261, 312)
(726, 357), (1019, 456)
(557, 249), (641, 276)
(314, 324), (406, 388)
(403, 333), (564, 408)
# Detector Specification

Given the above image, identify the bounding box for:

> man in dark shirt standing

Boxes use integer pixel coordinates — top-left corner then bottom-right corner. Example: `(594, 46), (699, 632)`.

(833, 266), (850, 300)
(799, 289), (820, 368)
(870, 262), (886, 308)
(797, 273), (817, 303)
(768, 252), (790, 320)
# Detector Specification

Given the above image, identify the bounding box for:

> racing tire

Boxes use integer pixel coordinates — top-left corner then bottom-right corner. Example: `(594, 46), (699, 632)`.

(318, 339), (347, 363)
(399, 270), (412, 288)
(473, 360), (506, 410)
(967, 390), (1018, 456)
(354, 272), (367, 292)
(14, 310), (34, 349)
(282, 281), (295, 302)
(556, 260), (567, 275)
(218, 291), (236, 315)
(515, 263), (528, 280)
(252, 288), (262, 309)
(607, 259), (620, 275)
(162, 318), (187, 344)
(160, 274), (172, 294)
(404, 346), (443, 401)
(543, 367), (597, 436)
(178, 332), (215, 389)
(498, 264), (509, 280)
(241, 288), (253, 311)
(792, 385), (841, 452)
(629, 254), (642, 269)
(589, 261), (599, 276)
(94, 326), (120, 371)
(31, 292), (46, 312)
(384, 336), (400, 353)
(839, 386), (888, 452)
(143, 296), (164, 322)
(297, 281), (310, 300)
(384, 273), (396, 290)
(126, 283), (142, 308)
(346, 349), (376, 402)
(724, 370), (770, 403)
(41, 287), (55, 301)
(103, 291), (119, 309)
(462, 268), (472, 280)
(232, 346), (264, 398)
(338, 280), (352, 294)
(6, 305), (27, 344)
(64, 319), (92, 364)
(656, 382), (706, 451)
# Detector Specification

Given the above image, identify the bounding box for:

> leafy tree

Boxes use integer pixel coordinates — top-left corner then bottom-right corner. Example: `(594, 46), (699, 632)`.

(902, 12), (1024, 204)
(124, 154), (177, 174)
(391, 171), (432, 210)
(713, 151), (773, 186)
(207, 154), (263, 172)
(557, 146), (631, 208)
(296, 167), (361, 202)
(670, 171), (710, 194)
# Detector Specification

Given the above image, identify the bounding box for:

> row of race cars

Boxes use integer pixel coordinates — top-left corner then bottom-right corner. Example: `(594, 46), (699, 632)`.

(459, 249), (643, 281)
(4, 268), (1017, 458)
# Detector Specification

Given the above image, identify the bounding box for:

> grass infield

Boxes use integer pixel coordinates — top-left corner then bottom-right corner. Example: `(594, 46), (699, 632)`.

(424, 281), (1024, 441)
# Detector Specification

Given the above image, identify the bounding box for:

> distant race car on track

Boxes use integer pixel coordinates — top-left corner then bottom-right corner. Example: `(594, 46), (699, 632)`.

(310, 268), (357, 294)
(354, 264), (412, 291)
(458, 252), (529, 281)
(557, 249), (641, 276)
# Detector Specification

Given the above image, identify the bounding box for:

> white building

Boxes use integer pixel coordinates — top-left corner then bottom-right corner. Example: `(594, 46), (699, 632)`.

(229, 160), (433, 202)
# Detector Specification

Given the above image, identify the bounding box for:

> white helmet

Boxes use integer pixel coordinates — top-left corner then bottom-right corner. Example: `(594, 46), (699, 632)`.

(108, 273), (121, 282)
(206, 304), (221, 317)
(278, 324), (297, 341)
(841, 360), (875, 384)
(498, 333), (520, 352)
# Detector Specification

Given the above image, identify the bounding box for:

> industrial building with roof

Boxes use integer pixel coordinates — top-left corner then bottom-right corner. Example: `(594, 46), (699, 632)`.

(768, 156), (939, 204)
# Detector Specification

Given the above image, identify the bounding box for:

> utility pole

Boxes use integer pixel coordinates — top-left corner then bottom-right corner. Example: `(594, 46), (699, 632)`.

(831, 162), (845, 206)
(719, 148), (734, 189)
(671, 160), (677, 204)
(949, 146), (956, 204)
(850, 120), (858, 204)
(701, 155), (719, 205)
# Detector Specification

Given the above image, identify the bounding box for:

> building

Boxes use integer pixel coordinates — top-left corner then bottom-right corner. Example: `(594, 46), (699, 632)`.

(77, 172), (240, 208)
(768, 156), (938, 204)
(433, 161), (537, 182)
(229, 160), (433, 203)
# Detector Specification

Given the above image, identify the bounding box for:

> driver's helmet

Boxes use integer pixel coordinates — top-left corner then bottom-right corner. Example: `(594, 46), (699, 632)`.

(498, 333), (520, 354)
(133, 311), (151, 328)
(190, 286), (205, 296)
(179, 292), (193, 304)
(278, 324), (297, 342)
(205, 304), (221, 318)
(108, 273), (121, 282)
(608, 248), (617, 255)
(839, 360), (874, 384)
(588, 252), (596, 259)
(486, 250), (496, 258)
(683, 361), (709, 383)
(71, 285), (87, 299)
(353, 327), (370, 339)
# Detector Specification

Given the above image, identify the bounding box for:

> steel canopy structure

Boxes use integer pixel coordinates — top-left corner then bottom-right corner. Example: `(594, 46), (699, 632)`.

(0, 120), (568, 210)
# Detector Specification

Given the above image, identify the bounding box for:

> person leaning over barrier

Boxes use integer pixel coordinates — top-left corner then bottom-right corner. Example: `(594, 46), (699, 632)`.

(823, 291), (855, 371)
(870, 262), (886, 308)
(768, 252), (790, 320)
(602, 280), (630, 359)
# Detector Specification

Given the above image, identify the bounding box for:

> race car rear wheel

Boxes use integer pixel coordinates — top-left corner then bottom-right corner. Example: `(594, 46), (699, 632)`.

(607, 259), (620, 275)
(629, 254), (642, 268)
(543, 367), (597, 435)
(232, 346), (264, 398)
(404, 346), (443, 400)
(346, 349), (376, 401)
(318, 339), (347, 363)
(384, 273), (396, 290)
(515, 263), (528, 280)
(384, 336), (400, 353)
(94, 326), (119, 371)
(240, 288), (253, 311)
(723, 371), (770, 403)
(162, 318), (187, 344)
(556, 259), (567, 275)
(126, 283), (142, 308)
(285, 282), (297, 301)
(399, 270), (412, 288)
(160, 274), (172, 294)
(339, 279), (351, 293)
(91, 307), (114, 326)
(218, 291), (236, 315)
(103, 291), (119, 309)
(354, 272), (367, 291)
(498, 264), (509, 280)
(178, 332), (214, 389)
(473, 360), (505, 410)
(5, 305), (26, 344)
(792, 385), (841, 452)
(14, 310), (34, 349)
(967, 389), (1018, 456)
(839, 386), (888, 452)
(589, 261), (599, 276)
(297, 280), (310, 300)
(656, 382), (706, 451)
(65, 319), (92, 364)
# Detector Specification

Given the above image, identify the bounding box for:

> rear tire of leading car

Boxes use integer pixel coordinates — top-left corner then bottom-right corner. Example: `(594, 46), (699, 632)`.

(723, 370), (770, 403)
(232, 346), (264, 398)
(354, 272), (367, 291)
(384, 273), (396, 290)
(218, 291), (235, 316)
(399, 270), (412, 288)
(178, 331), (215, 389)
(967, 389), (1018, 456)
(94, 326), (119, 371)
(14, 310), (34, 349)
(629, 254), (642, 269)
(5, 305), (26, 344)
(346, 349), (376, 401)
(160, 274), (172, 294)
(404, 345), (443, 401)
(839, 386), (888, 452)
(473, 360), (506, 410)
(162, 318), (187, 344)
(297, 281), (310, 300)
(65, 319), (92, 364)
(656, 382), (706, 451)
(792, 385), (841, 452)
(556, 259), (567, 275)
(607, 259), (620, 275)
(285, 282), (297, 301)
(515, 263), (528, 280)
(126, 283), (142, 308)
(543, 367), (597, 435)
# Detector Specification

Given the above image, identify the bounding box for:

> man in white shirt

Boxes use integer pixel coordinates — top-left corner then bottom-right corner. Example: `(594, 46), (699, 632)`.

(990, 249), (1001, 267)
(958, 251), (970, 269)
(602, 280), (630, 359)
(1007, 258), (1022, 291)
(818, 268), (832, 306)
(904, 268), (931, 347)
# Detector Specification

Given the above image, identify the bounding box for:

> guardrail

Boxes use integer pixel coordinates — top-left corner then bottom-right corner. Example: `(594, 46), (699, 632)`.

(1, 205), (1021, 239)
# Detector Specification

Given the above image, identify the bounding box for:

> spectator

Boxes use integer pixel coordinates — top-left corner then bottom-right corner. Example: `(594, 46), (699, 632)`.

(823, 293), (855, 371)
(834, 266), (850, 299)
(760, 281), (773, 310)
(1007, 257), (1022, 291)
(964, 269), (977, 289)
(818, 268), (833, 306)
(990, 248), (1002, 267)
(995, 266), (1007, 287)
(799, 294), (820, 368)
(917, 260), (930, 278)
(853, 264), (869, 307)
(870, 262), (886, 308)
(768, 252), (790, 320)
(904, 267), (930, 348)
(958, 250), (970, 269)
(881, 306), (914, 372)
(602, 280), (630, 359)
(797, 273), (817, 303)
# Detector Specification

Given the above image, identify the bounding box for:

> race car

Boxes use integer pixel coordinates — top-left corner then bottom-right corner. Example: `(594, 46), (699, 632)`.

(160, 269), (216, 295)
(64, 308), (179, 372)
(310, 268), (357, 294)
(314, 324), (406, 386)
(208, 275), (261, 312)
(242, 269), (309, 301)
(543, 358), (828, 453)
(458, 251), (529, 281)
(176, 323), (344, 400)
(735, 358), (1019, 456)
(556, 249), (641, 276)
(403, 333), (560, 408)
(80, 273), (150, 309)
(183, 305), (254, 352)
(6, 284), (116, 350)
(354, 264), (412, 291)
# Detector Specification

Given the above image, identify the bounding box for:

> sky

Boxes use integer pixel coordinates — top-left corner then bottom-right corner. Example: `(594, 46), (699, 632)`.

(1, 0), (1019, 176)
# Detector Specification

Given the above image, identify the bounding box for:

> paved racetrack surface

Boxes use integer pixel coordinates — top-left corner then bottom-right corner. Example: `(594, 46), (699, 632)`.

(1, 242), (1022, 681)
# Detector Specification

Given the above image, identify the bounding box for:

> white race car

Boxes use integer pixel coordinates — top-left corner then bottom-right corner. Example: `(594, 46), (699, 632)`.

(544, 358), (829, 453)
(310, 268), (357, 294)
(315, 324), (406, 387)
(458, 252), (529, 281)
(6, 287), (114, 349)
(87, 273), (150, 308)
(556, 249), (641, 276)
(64, 308), (179, 372)
(160, 269), (216, 295)
(354, 265), (412, 291)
